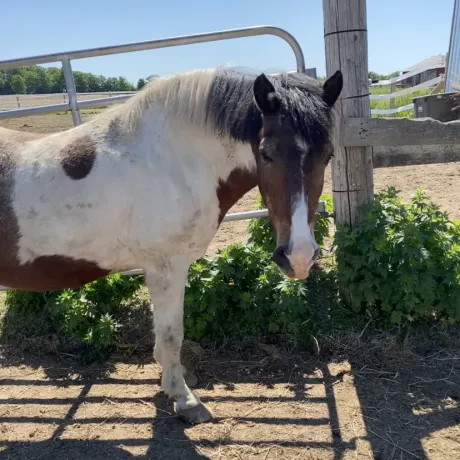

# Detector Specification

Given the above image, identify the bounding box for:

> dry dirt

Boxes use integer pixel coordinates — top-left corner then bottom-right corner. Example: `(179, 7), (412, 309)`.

(1, 339), (460, 460)
(1, 113), (460, 459)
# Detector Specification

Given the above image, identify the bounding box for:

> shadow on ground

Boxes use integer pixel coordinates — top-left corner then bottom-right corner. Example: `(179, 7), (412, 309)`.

(0, 333), (460, 459)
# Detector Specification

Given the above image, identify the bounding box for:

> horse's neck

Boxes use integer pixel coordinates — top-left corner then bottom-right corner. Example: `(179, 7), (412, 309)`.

(178, 127), (258, 223)
(216, 166), (258, 223)
(121, 87), (259, 221)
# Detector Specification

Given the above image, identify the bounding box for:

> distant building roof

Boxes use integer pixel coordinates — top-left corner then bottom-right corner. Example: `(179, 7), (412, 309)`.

(389, 55), (447, 84)
(402, 55), (447, 74)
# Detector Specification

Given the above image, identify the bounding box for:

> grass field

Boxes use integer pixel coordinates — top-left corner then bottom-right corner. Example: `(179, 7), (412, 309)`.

(1, 107), (460, 459)
(369, 84), (432, 118)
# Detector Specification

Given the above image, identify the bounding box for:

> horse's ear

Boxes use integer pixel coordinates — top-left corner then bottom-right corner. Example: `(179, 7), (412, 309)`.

(253, 73), (280, 115)
(322, 70), (343, 106)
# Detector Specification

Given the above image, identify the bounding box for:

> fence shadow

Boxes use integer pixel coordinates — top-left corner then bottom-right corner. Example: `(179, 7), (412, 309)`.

(0, 345), (354, 459)
(0, 336), (459, 459)
(345, 335), (460, 460)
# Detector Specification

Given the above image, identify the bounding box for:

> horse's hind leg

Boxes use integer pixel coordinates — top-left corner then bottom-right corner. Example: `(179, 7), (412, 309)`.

(145, 258), (212, 424)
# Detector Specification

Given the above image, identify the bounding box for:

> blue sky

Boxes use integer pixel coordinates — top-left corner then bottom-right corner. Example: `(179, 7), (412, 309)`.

(1, 0), (455, 83)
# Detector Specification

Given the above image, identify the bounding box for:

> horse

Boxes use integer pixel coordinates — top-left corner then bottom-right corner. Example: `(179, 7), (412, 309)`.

(0, 66), (343, 423)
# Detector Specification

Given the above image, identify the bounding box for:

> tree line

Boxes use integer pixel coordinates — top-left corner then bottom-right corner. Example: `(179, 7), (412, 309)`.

(0, 64), (399, 96)
(368, 70), (400, 81)
(0, 65), (156, 95)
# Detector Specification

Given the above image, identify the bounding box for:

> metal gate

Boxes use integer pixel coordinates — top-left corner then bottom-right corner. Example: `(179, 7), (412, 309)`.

(0, 26), (313, 125)
(446, 0), (460, 92)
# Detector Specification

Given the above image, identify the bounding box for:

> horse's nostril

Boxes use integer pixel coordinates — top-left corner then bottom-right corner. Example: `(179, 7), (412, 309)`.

(313, 248), (320, 261)
(272, 246), (287, 265)
(272, 246), (294, 277)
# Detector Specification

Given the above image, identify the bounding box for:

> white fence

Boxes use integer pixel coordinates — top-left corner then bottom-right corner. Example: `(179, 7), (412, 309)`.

(369, 76), (442, 115)
(0, 91), (136, 111)
(0, 76), (443, 116)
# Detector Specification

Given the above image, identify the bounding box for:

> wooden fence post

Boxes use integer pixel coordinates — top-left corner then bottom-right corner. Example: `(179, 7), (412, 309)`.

(389, 81), (396, 116)
(323, 0), (374, 228)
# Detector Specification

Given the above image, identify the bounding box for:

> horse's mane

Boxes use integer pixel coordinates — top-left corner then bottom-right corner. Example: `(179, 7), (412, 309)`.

(112, 67), (333, 145)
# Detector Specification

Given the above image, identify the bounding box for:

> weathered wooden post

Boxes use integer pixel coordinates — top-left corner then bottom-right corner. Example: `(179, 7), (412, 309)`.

(323, 0), (374, 227)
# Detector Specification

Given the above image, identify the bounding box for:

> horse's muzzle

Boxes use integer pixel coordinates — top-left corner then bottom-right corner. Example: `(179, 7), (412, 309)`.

(272, 246), (295, 278)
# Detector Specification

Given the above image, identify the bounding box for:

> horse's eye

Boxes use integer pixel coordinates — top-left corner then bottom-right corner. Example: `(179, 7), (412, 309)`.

(260, 149), (273, 163)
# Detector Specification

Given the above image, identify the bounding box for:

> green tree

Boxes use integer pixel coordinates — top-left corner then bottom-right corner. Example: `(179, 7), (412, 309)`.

(0, 71), (7, 95)
(369, 70), (401, 81)
(24, 66), (51, 94)
(104, 77), (119, 92)
(86, 73), (101, 92)
(73, 71), (89, 93)
(10, 74), (27, 94)
(137, 78), (146, 90)
(117, 76), (133, 91)
(47, 67), (64, 93)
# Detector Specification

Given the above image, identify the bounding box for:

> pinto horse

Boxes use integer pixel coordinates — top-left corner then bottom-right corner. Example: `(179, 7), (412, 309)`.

(0, 67), (343, 423)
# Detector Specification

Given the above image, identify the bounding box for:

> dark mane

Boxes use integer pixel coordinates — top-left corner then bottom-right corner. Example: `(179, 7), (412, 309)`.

(205, 68), (332, 145)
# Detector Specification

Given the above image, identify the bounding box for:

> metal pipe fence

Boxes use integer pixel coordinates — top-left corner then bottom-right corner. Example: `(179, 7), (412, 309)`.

(0, 25), (306, 122)
(446, 0), (460, 92)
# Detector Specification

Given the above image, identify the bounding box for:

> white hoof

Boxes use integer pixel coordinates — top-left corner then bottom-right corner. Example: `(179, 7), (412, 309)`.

(175, 401), (213, 424)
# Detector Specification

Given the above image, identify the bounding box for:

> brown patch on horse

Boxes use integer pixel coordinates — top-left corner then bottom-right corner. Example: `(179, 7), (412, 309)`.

(3, 256), (110, 292)
(0, 138), (109, 291)
(216, 166), (257, 225)
(61, 135), (97, 180)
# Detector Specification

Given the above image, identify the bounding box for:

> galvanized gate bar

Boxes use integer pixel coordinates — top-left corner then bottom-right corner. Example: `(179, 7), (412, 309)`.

(0, 25), (305, 71)
(0, 202), (331, 289)
(61, 59), (81, 125)
(446, 0), (460, 92)
(0, 25), (306, 125)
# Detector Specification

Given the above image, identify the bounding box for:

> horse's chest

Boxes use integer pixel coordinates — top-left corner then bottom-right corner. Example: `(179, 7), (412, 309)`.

(135, 163), (221, 254)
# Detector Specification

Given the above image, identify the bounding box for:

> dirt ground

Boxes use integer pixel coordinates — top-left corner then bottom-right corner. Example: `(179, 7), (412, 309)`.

(1, 113), (460, 459)
(1, 336), (460, 460)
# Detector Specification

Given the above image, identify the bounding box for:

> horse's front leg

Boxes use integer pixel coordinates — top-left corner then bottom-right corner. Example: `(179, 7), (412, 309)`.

(145, 258), (212, 424)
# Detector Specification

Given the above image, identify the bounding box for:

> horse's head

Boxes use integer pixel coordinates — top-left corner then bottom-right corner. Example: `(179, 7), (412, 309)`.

(251, 70), (343, 279)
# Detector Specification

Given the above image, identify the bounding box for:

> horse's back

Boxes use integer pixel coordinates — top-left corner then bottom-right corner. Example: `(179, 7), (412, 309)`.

(0, 126), (46, 147)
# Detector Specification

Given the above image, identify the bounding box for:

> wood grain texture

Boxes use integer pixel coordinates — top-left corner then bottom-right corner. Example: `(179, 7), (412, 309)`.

(323, 0), (373, 228)
(342, 117), (460, 147)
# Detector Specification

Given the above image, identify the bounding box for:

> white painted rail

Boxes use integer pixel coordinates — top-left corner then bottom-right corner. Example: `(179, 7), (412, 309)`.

(369, 76), (442, 116)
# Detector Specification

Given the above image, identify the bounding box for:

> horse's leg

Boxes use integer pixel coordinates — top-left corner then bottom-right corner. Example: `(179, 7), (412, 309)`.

(145, 259), (212, 424)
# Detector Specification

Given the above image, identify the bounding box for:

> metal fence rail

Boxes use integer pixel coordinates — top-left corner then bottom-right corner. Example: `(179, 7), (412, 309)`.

(0, 203), (330, 289)
(446, 0), (460, 92)
(0, 25), (306, 124)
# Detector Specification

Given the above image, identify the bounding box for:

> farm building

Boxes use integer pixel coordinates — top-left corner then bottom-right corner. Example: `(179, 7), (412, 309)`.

(395, 54), (446, 87)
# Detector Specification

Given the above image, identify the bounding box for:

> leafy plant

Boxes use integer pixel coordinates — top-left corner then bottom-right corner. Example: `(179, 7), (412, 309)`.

(184, 242), (340, 346)
(248, 192), (333, 253)
(4, 273), (143, 358)
(335, 187), (460, 324)
(183, 194), (340, 346)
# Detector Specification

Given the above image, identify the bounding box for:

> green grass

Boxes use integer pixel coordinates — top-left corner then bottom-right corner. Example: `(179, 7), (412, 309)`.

(370, 85), (431, 118)
(56, 108), (106, 116)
